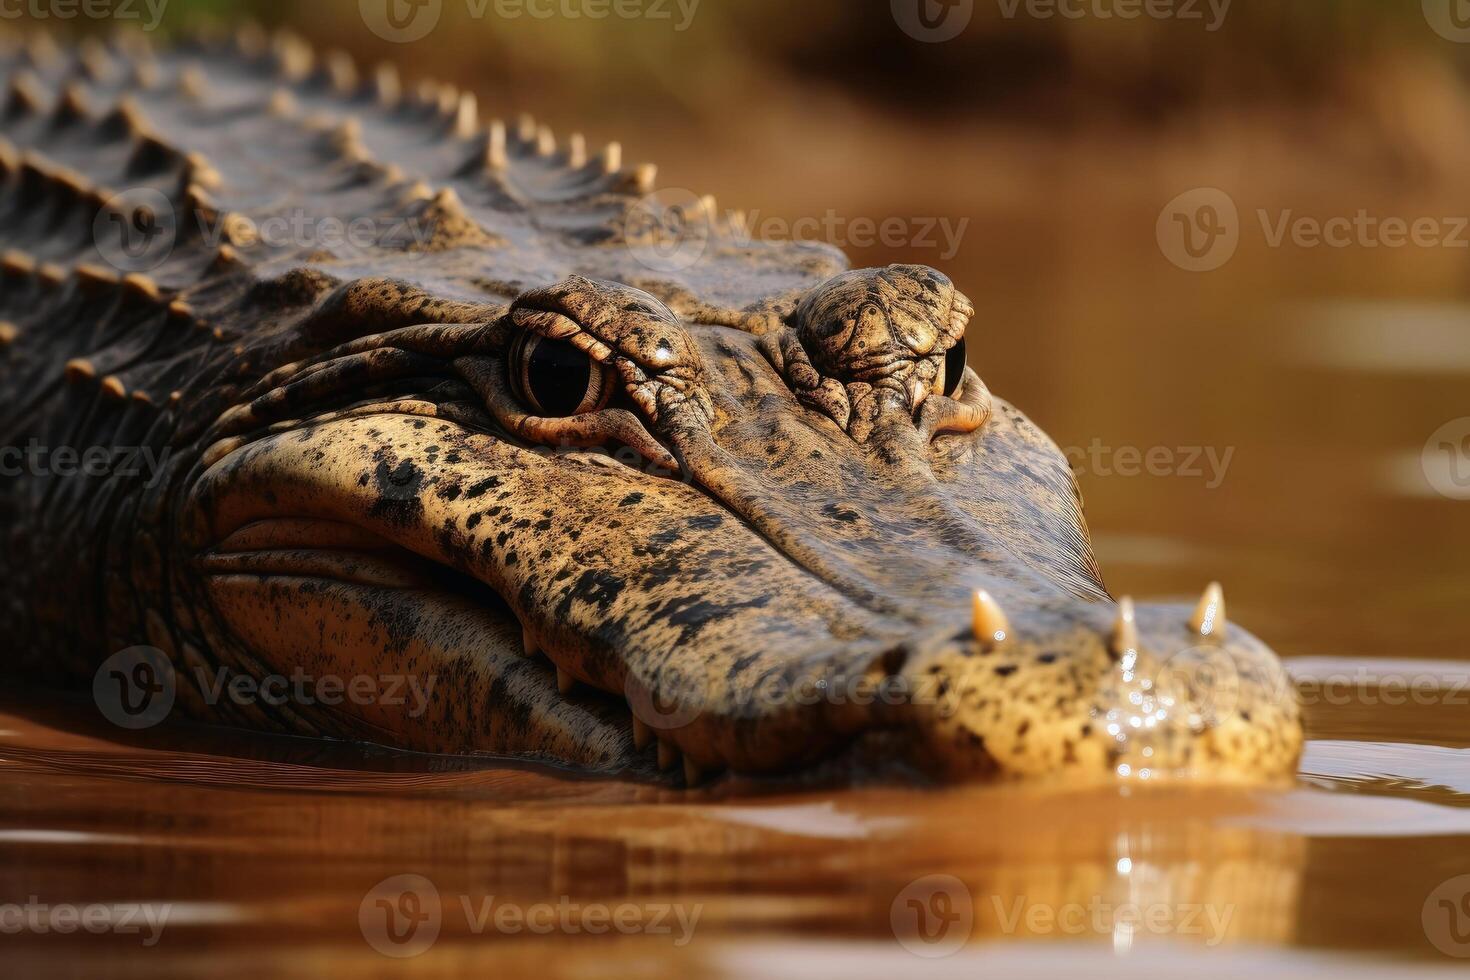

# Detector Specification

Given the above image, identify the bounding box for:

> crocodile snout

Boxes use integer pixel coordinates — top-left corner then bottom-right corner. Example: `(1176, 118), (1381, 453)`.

(895, 587), (1304, 782)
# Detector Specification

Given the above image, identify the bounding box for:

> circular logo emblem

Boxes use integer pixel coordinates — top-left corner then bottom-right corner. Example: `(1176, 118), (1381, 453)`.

(1423, 874), (1470, 957)
(624, 669), (708, 734)
(890, 874), (973, 958)
(92, 187), (177, 275)
(1153, 644), (1242, 731)
(93, 646), (176, 730)
(360, 0), (444, 43)
(624, 188), (714, 274)
(1424, 0), (1470, 43)
(1423, 417), (1470, 501)
(891, 0), (975, 43)
(360, 874), (442, 958)
(1156, 187), (1239, 272)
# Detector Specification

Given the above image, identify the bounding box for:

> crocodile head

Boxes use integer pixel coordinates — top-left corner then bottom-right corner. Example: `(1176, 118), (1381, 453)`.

(185, 263), (1302, 784)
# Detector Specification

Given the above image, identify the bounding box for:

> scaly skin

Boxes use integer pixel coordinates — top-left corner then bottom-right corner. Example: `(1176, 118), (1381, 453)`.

(0, 30), (1301, 785)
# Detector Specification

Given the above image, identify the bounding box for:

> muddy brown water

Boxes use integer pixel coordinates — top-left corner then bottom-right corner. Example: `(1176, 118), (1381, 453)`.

(5, 124), (1470, 977)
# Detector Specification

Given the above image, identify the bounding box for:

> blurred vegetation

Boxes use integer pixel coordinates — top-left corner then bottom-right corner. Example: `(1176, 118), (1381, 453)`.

(8, 0), (1467, 127)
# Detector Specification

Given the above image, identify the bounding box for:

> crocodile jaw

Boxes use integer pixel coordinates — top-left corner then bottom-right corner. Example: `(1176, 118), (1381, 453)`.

(187, 402), (1302, 782)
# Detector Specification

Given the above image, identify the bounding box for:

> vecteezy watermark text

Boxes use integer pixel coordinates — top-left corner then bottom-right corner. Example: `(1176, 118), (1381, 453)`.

(360, 0), (700, 44)
(889, 875), (1235, 958)
(359, 875), (702, 958)
(94, 188), (437, 275)
(0, 0), (168, 31)
(1064, 440), (1234, 489)
(0, 442), (171, 488)
(623, 188), (970, 274)
(93, 647), (439, 730)
(0, 898), (171, 946)
(1158, 187), (1470, 272)
(891, 0), (1228, 43)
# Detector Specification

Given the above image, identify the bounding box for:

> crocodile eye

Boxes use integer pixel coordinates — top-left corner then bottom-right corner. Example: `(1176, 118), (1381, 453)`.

(942, 338), (967, 397)
(509, 333), (615, 418)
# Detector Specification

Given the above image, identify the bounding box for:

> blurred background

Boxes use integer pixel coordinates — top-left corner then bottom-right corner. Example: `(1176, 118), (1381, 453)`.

(6, 0), (1469, 663)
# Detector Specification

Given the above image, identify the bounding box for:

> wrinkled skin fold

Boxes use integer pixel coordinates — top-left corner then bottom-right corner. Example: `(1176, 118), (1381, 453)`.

(0, 33), (1301, 785)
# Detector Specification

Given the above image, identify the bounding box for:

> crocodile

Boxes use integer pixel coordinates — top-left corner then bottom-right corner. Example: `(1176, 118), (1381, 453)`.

(0, 29), (1302, 785)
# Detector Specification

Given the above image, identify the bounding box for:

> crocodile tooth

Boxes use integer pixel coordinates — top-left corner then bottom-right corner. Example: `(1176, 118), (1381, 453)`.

(566, 133), (587, 169)
(632, 717), (653, 751)
(37, 264), (66, 287)
(1, 251), (36, 276)
(130, 61), (161, 90)
(971, 589), (1010, 649)
(657, 740), (679, 771)
(516, 113), (537, 144)
(521, 626), (539, 657)
(0, 322), (17, 346)
(373, 64), (401, 107)
(536, 126), (556, 157)
(6, 72), (44, 117)
(1111, 596), (1138, 658)
(123, 274), (163, 302)
(484, 121), (508, 171)
(626, 163), (657, 194)
(453, 93), (478, 140)
(178, 65), (208, 103)
(55, 85), (90, 126)
(65, 359), (96, 383)
(598, 142), (622, 174)
(100, 377), (127, 401)
(325, 51), (357, 95)
(683, 757), (703, 787)
(556, 668), (575, 695)
(436, 85), (459, 116)
(78, 38), (113, 81)
(1189, 582), (1226, 637)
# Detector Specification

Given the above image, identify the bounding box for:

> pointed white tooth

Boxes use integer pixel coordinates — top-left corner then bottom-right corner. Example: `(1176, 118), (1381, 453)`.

(683, 756), (702, 787)
(971, 589), (1010, 648)
(557, 668), (575, 695)
(632, 717), (653, 751)
(1111, 596), (1138, 657)
(657, 740), (679, 771)
(522, 626), (539, 657)
(1189, 582), (1226, 637)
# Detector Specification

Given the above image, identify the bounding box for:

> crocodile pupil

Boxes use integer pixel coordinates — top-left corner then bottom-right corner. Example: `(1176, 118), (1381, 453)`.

(521, 336), (595, 417)
(944, 339), (967, 397)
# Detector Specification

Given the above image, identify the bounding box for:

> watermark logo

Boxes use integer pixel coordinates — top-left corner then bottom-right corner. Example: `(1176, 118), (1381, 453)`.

(623, 670), (708, 733)
(361, 0), (444, 42)
(1153, 643), (1241, 731)
(1423, 417), (1470, 501)
(1157, 187), (1239, 272)
(1424, 0), (1470, 43)
(624, 188), (713, 274)
(93, 646), (176, 730)
(360, 875), (443, 958)
(1423, 874), (1470, 957)
(359, 875), (702, 955)
(891, 874), (974, 958)
(892, 0), (975, 43)
(92, 187), (177, 274)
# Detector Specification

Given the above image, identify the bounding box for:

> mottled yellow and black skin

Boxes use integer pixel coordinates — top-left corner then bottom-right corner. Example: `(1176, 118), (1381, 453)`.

(0, 31), (1301, 784)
